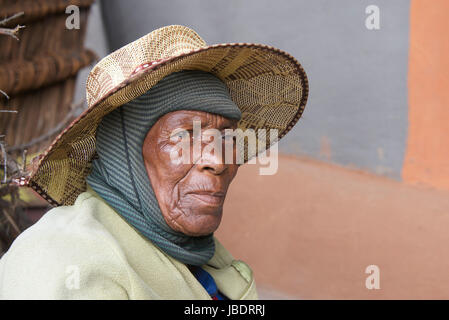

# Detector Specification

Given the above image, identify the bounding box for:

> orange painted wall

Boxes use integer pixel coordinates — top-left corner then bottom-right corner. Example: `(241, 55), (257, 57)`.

(403, 0), (449, 190)
(217, 155), (449, 299)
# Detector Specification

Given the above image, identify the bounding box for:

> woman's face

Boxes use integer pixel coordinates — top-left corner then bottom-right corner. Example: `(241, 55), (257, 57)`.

(142, 110), (239, 236)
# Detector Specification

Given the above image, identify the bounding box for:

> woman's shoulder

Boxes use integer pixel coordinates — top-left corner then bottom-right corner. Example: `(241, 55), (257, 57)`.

(0, 190), (131, 299)
(8, 189), (115, 250)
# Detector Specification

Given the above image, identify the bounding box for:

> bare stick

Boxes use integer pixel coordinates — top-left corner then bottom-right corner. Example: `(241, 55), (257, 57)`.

(0, 12), (25, 41)
(0, 12), (24, 26)
(22, 149), (27, 172)
(0, 143), (7, 184)
(0, 25), (25, 41)
(1, 207), (21, 236)
(0, 89), (9, 99)
(6, 100), (85, 152)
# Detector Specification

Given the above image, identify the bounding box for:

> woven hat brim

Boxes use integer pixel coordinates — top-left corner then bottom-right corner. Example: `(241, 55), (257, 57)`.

(27, 43), (309, 206)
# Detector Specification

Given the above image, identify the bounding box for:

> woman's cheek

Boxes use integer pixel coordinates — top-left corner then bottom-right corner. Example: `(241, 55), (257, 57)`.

(159, 144), (193, 178)
(161, 141), (191, 166)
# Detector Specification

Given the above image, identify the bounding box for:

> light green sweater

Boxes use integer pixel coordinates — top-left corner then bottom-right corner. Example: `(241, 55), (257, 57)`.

(0, 187), (258, 300)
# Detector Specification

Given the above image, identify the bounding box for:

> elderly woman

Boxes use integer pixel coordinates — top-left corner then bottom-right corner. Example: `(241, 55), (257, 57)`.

(0, 25), (308, 299)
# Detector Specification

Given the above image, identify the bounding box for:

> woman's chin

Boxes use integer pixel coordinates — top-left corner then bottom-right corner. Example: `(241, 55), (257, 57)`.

(173, 212), (223, 237)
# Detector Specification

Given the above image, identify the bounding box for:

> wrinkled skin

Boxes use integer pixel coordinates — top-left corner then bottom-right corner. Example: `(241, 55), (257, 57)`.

(142, 110), (239, 236)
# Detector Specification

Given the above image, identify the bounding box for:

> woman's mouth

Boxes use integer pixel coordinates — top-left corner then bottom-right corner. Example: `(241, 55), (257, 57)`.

(187, 191), (225, 206)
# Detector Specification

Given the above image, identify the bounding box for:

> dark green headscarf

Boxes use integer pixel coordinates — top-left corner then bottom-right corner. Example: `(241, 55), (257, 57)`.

(86, 70), (241, 266)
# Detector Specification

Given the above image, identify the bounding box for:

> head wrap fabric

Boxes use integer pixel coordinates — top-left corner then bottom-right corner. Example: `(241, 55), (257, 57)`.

(86, 70), (241, 266)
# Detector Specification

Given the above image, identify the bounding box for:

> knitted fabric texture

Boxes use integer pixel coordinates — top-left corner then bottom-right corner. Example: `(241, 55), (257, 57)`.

(86, 70), (242, 266)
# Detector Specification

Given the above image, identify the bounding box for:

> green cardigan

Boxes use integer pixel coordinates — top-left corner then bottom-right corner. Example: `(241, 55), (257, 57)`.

(0, 187), (258, 299)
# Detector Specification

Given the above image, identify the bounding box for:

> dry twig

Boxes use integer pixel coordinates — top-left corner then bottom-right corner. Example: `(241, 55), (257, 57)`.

(0, 89), (10, 100)
(6, 100), (85, 153)
(0, 11), (32, 256)
(0, 12), (25, 41)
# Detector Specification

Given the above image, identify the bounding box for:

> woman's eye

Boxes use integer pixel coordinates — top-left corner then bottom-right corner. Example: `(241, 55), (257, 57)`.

(170, 130), (190, 140)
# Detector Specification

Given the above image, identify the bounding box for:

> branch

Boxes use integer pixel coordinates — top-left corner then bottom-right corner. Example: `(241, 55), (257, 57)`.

(6, 100), (85, 153)
(0, 206), (21, 236)
(0, 12), (24, 26)
(0, 12), (25, 41)
(0, 89), (9, 100)
(0, 25), (25, 41)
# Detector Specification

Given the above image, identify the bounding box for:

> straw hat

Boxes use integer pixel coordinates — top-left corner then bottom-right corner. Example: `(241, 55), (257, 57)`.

(24, 25), (309, 206)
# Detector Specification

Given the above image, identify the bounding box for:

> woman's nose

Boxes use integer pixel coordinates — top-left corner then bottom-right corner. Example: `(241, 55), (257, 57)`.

(195, 147), (227, 175)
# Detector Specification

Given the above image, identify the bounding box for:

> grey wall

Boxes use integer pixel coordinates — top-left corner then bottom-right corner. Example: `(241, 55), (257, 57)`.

(74, 1), (109, 110)
(98, 0), (410, 179)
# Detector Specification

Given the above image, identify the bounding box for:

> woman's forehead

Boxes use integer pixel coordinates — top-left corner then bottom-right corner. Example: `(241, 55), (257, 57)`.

(157, 110), (237, 130)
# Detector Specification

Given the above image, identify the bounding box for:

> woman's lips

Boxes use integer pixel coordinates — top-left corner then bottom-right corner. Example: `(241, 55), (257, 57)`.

(187, 191), (225, 206)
